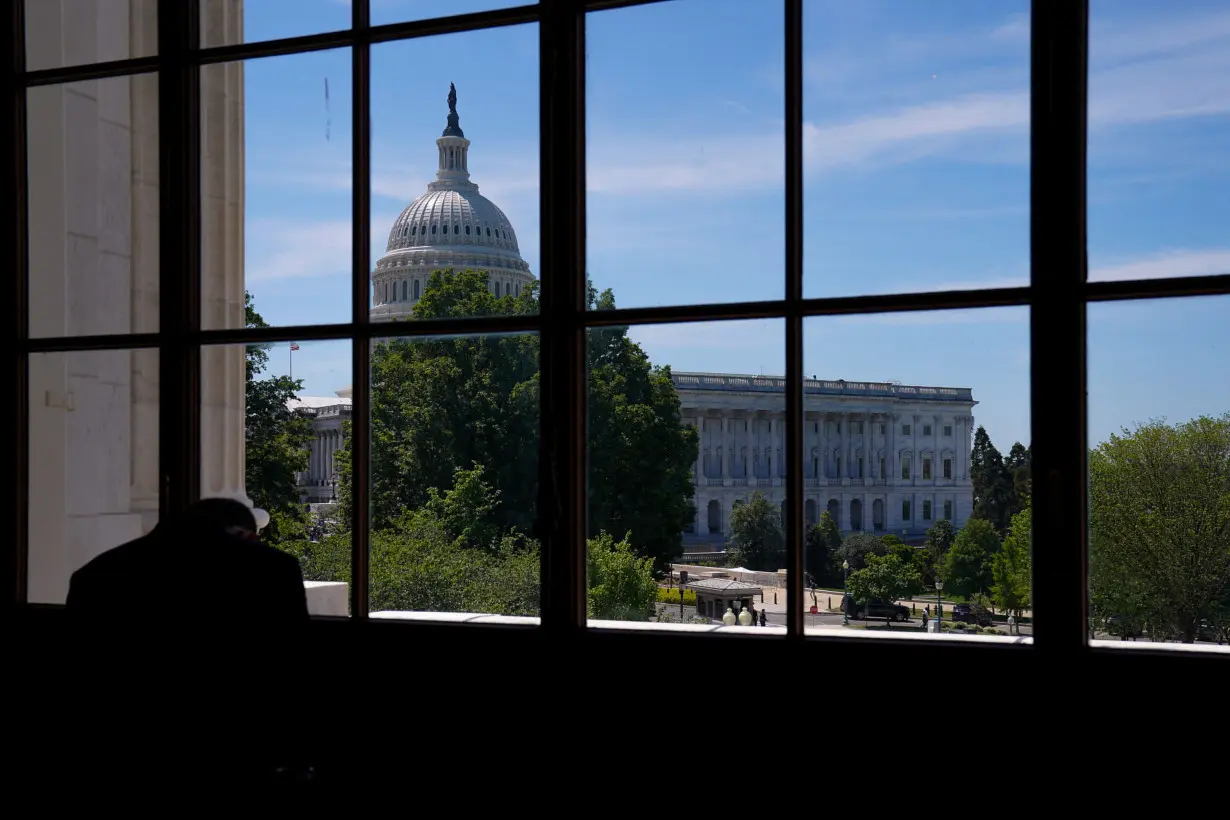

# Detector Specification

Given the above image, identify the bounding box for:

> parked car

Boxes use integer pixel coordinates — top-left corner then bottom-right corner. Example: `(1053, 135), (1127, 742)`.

(953, 603), (992, 627)
(844, 596), (910, 622)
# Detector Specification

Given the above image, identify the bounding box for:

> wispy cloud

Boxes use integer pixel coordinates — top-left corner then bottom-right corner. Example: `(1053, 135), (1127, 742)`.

(585, 6), (1230, 196)
(1091, 248), (1230, 282)
(245, 216), (399, 281)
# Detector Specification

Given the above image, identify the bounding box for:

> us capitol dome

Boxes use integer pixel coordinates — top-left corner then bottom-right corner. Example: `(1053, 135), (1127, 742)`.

(370, 84), (534, 321)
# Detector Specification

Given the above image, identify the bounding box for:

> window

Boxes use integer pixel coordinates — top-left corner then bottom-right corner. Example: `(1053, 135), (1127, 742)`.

(923, 425), (932, 436)
(923, 500), (932, 521)
(879, 457), (886, 478)
(902, 501), (911, 521)
(944, 425), (952, 437)
(836, 457), (842, 476)
(17, 0), (1226, 672)
(922, 459), (932, 480)
(857, 457), (864, 478)
(944, 500), (953, 521)
(878, 424), (885, 434)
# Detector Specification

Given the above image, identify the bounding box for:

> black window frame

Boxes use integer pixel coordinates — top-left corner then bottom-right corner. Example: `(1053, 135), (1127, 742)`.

(7, 0), (1228, 670)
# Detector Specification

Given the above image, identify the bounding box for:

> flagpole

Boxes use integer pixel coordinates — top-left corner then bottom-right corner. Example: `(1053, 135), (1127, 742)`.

(289, 343), (293, 382)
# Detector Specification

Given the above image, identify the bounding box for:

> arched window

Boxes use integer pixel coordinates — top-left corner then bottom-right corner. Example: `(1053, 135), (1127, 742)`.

(413, 279), (420, 300)
(454, 225), (460, 234)
(486, 227), (491, 237)
(411, 225), (417, 235)
(465, 224), (470, 235)
(421, 223), (426, 234)
(401, 280), (407, 301)
(431, 224), (437, 234)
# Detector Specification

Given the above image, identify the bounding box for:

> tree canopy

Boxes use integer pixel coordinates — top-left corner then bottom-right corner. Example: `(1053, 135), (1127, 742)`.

(728, 491), (785, 571)
(1089, 415), (1230, 643)
(334, 269), (697, 570)
(284, 465), (656, 620)
(991, 500), (1032, 617)
(970, 425), (1029, 533)
(942, 517), (1001, 599)
(847, 554), (923, 606)
(833, 531), (889, 571)
(244, 292), (312, 543)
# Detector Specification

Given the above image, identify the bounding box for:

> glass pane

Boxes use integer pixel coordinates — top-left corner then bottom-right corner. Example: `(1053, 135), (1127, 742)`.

(25, 0), (157, 72)
(1088, 1), (1230, 283)
(586, 0), (784, 310)
(204, 0), (350, 47)
(803, 307), (1031, 639)
(1087, 296), (1230, 646)
(203, 48), (353, 330)
(371, 27), (539, 322)
(367, 331), (541, 624)
(206, 335), (354, 617)
(587, 319), (786, 631)
(28, 349), (160, 604)
(27, 73), (159, 338)
(803, 0), (1031, 297)
(372, 0), (526, 27)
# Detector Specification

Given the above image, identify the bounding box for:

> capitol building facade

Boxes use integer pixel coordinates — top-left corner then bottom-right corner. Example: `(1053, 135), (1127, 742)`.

(295, 93), (978, 543)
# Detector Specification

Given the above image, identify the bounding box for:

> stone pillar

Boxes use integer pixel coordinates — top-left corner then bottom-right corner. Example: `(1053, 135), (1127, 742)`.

(24, 0), (164, 603)
(199, 0), (254, 516)
(692, 417), (702, 483)
(721, 415), (731, 480)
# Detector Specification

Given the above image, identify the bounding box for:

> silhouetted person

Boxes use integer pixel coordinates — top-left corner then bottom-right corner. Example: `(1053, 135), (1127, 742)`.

(759, 609), (767, 627)
(67, 497), (309, 632)
(64, 498), (312, 786)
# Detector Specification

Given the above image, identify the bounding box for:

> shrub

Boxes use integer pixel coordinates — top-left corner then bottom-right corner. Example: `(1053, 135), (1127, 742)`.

(657, 587), (698, 606)
(985, 627), (1006, 636)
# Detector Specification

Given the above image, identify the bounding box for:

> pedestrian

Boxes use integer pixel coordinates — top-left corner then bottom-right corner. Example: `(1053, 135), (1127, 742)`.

(759, 609), (767, 627)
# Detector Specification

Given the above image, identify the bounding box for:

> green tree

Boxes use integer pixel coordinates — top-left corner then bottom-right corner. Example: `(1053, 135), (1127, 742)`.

(970, 426), (1015, 532)
(728, 491), (785, 571)
(1005, 441), (1032, 515)
(847, 553), (923, 609)
(586, 531), (658, 621)
(943, 518), (1001, 599)
(336, 270), (697, 570)
(1089, 415), (1230, 643)
(991, 500), (1032, 618)
(919, 518), (957, 584)
(833, 531), (888, 571)
(244, 292), (313, 543)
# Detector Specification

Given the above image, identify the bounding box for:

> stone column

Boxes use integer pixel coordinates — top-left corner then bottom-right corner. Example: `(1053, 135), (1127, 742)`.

(721, 414), (731, 480)
(912, 414), (921, 484)
(692, 417), (702, 483)
(199, 0), (255, 519)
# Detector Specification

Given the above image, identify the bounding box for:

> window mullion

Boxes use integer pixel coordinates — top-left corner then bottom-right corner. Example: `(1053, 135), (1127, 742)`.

(784, 0), (805, 638)
(537, 0), (587, 632)
(158, 0), (201, 524)
(349, 0), (372, 619)
(1029, 0), (1089, 656)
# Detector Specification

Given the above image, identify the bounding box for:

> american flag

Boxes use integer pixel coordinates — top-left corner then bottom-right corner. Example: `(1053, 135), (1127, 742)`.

(290, 343), (300, 351)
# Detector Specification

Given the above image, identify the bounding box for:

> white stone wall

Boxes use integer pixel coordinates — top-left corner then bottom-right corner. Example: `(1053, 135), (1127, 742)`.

(26, 1), (249, 604)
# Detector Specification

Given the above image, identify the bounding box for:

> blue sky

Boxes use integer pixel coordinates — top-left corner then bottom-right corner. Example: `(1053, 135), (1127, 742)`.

(238, 0), (1229, 452)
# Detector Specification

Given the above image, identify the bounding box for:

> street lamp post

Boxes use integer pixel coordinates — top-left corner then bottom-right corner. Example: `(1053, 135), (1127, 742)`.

(842, 560), (850, 625)
(330, 471), (337, 502)
(934, 578), (943, 632)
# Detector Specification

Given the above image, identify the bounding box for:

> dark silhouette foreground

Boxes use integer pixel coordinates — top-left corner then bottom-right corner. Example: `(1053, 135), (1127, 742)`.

(62, 498), (314, 786)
